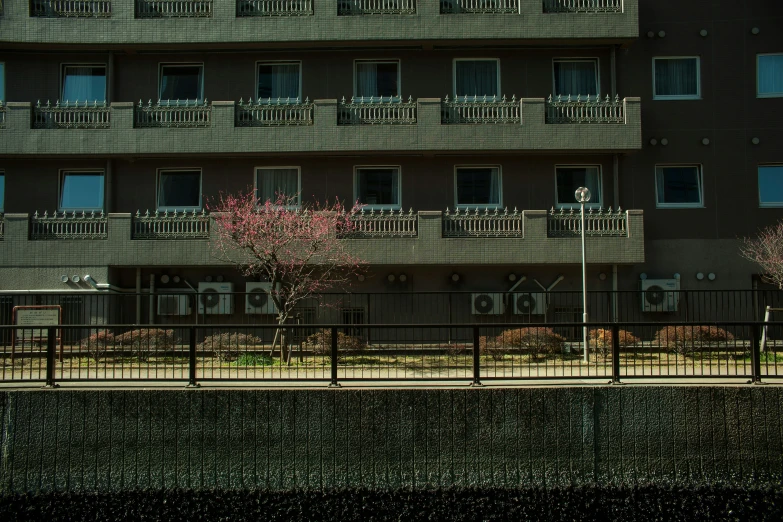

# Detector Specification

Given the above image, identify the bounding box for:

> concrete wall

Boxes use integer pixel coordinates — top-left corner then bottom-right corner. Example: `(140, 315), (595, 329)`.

(1, 387), (781, 493)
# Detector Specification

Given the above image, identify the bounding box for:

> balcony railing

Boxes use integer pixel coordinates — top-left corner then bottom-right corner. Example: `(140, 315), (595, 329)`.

(33, 100), (111, 129)
(30, 211), (108, 240)
(236, 98), (313, 127)
(338, 96), (417, 125)
(440, 0), (517, 14)
(135, 0), (212, 17)
(132, 210), (210, 240)
(30, 0), (112, 17)
(337, 0), (415, 15)
(338, 209), (418, 238)
(442, 207), (523, 238)
(546, 94), (625, 124)
(547, 207), (628, 237)
(236, 0), (311, 15)
(135, 100), (212, 128)
(543, 0), (621, 13)
(441, 95), (520, 124)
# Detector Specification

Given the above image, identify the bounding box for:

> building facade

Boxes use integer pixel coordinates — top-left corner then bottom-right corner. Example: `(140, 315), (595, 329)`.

(0, 0), (781, 325)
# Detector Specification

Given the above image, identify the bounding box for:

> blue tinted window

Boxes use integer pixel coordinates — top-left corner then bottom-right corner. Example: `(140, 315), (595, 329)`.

(60, 172), (104, 211)
(62, 66), (106, 103)
(759, 166), (783, 206)
(0, 63), (5, 102)
(0, 174), (5, 212)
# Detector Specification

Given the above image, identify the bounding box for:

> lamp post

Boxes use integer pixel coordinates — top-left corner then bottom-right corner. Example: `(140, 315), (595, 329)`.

(575, 187), (591, 364)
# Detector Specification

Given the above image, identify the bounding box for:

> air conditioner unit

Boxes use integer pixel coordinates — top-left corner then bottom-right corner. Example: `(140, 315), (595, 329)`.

(640, 279), (680, 313)
(198, 282), (234, 315)
(157, 294), (191, 316)
(245, 282), (278, 315)
(513, 292), (547, 315)
(471, 293), (505, 315)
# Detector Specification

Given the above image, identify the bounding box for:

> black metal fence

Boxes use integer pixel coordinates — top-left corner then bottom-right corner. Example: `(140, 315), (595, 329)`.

(2, 321), (781, 386)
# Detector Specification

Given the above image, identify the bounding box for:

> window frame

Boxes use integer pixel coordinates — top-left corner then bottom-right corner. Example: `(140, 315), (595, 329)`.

(255, 60), (303, 102)
(353, 59), (401, 101)
(158, 63), (205, 104)
(453, 165), (503, 209)
(60, 63), (107, 103)
(452, 58), (501, 98)
(254, 166), (302, 208)
(652, 56), (702, 100)
(757, 53), (783, 98)
(58, 169), (106, 212)
(553, 164), (603, 209)
(156, 167), (203, 212)
(0, 171), (5, 214)
(0, 62), (5, 103)
(551, 57), (600, 97)
(654, 164), (704, 209)
(758, 164), (783, 207)
(353, 165), (402, 210)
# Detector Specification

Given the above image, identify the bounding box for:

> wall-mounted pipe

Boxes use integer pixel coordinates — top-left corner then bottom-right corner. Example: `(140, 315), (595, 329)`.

(136, 268), (142, 325)
(149, 273), (155, 325)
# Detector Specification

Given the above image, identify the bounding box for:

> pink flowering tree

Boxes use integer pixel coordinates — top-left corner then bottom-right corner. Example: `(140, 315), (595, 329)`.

(741, 220), (783, 289)
(209, 191), (364, 362)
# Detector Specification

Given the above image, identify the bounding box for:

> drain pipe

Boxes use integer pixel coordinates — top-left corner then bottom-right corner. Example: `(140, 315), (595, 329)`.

(136, 268), (142, 325)
(149, 273), (155, 325)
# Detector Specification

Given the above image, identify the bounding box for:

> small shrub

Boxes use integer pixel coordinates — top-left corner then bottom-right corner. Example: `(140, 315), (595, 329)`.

(654, 325), (735, 355)
(304, 328), (366, 355)
(491, 327), (565, 359)
(79, 330), (115, 361)
(115, 328), (177, 361)
(479, 335), (506, 361)
(197, 332), (264, 362)
(588, 328), (641, 357)
(235, 353), (274, 367)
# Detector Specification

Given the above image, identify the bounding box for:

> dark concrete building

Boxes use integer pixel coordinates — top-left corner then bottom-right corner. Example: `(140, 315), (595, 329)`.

(0, 0), (781, 324)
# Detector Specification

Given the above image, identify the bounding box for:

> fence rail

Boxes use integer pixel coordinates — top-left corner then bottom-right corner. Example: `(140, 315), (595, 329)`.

(135, 100), (212, 128)
(2, 321), (779, 385)
(135, 0), (212, 16)
(132, 210), (210, 239)
(29, 211), (108, 240)
(33, 101), (111, 129)
(548, 208), (628, 237)
(442, 207), (523, 237)
(339, 209), (418, 238)
(337, 0), (416, 15)
(440, 0), (517, 14)
(546, 94), (625, 124)
(441, 95), (520, 124)
(236, 0), (312, 15)
(31, 0), (112, 17)
(236, 98), (313, 126)
(338, 96), (417, 125)
(542, 0), (621, 13)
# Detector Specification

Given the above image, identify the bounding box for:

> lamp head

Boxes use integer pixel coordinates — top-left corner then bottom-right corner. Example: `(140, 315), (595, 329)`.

(575, 187), (591, 204)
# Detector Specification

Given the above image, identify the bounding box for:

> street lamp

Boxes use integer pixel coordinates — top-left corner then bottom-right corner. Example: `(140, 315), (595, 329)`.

(575, 187), (591, 363)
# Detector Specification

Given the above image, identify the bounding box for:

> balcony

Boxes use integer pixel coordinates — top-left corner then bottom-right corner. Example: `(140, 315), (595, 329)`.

(236, 98), (313, 126)
(337, 0), (416, 15)
(135, 0), (212, 17)
(547, 207), (628, 237)
(135, 100), (212, 128)
(337, 97), (417, 125)
(545, 94), (625, 124)
(542, 0), (621, 13)
(33, 100), (111, 129)
(132, 210), (210, 240)
(338, 209), (418, 238)
(441, 95), (520, 124)
(29, 211), (108, 240)
(30, 0), (112, 17)
(442, 207), (522, 237)
(440, 0), (517, 14)
(236, 0), (312, 16)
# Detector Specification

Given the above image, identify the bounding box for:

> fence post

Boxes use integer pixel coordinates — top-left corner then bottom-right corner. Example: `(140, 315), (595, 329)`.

(611, 323), (621, 384)
(751, 323), (762, 384)
(187, 326), (199, 388)
(471, 325), (482, 386)
(44, 327), (58, 388)
(329, 326), (340, 387)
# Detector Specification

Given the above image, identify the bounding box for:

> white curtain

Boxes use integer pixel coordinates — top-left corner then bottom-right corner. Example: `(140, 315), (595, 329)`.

(654, 58), (698, 96)
(356, 63), (379, 98)
(258, 168), (299, 203)
(759, 55), (783, 95)
(62, 67), (106, 102)
(456, 168), (500, 205)
(257, 64), (300, 101)
(553, 61), (597, 97)
(455, 61), (498, 98)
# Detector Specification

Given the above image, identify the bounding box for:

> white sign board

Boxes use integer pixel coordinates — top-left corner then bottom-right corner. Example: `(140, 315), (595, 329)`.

(16, 308), (60, 338)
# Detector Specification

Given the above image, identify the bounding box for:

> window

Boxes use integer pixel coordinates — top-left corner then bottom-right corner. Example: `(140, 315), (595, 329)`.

(553, 59), (598, 97)
(59, 171), (105, 211)
(0, 63), (5, 102)
(159, 64), (204, 103)
(157, 169), (202, 210)
(555, 166), (602, 208)
(758, 54), (783, 98)
(655, 165), (703, 208)
(354, 61), (399, 100)
(61, 65), (106, 103)
(455, 166), (501, 207)
(257, 62), (301, 101)
(354, 167), (400, 209)
(758, 165), (783, 207)
(0, 173), (4, 213)
(454, 59), (499, 98)
(256, 167), (301, 206)
(653, 57), (700, 100)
